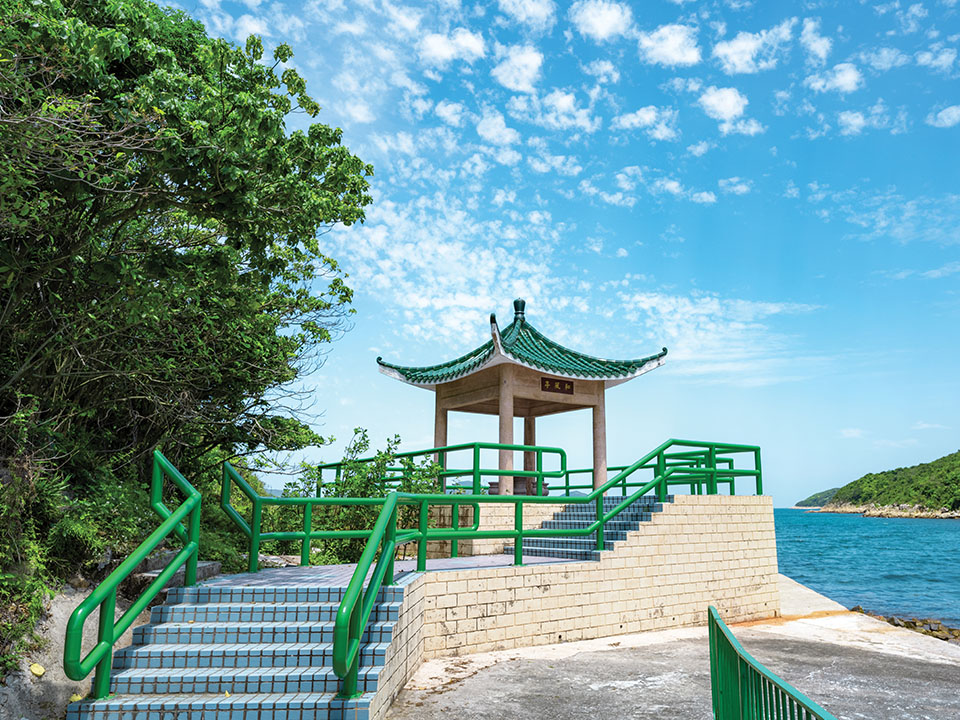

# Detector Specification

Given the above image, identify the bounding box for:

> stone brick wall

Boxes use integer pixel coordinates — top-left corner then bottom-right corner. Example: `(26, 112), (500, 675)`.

(371, 494), (779, 716)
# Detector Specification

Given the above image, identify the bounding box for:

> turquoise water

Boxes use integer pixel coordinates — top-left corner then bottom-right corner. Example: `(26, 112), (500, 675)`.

(774, 508), (960, 626)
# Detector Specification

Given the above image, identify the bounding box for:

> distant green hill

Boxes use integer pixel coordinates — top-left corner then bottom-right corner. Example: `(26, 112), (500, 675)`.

(796, 487), (840, 506)
(823, 450), (960, 510)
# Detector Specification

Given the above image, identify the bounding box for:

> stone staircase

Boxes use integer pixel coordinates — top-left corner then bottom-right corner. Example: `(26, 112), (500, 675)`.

(504, 494), (672, 561)
(67, 582), (405, 720)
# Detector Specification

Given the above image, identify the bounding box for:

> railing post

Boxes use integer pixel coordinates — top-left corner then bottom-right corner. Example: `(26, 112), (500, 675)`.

(386, 502), (397, 585)
(708, 446), (718, 495)
(91, 590), (116, 699)
(514, 501), (523, 566)
(249, 498), (262, 573)
(417, 499), (428, 572)
(536, 451), (543, 496)
(754, 448), (763, 495)
(451, 501), (459, 559)
(596, 493), (605, 551)
(472, 444), (481, 494)
(301, 502), (313, 566)
(341, 602), (361, 698)
(185, 496), (200, 587)
(656, 452), (667, 502)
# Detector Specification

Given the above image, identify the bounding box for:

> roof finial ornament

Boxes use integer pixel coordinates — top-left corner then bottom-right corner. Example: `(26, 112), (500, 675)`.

(513, 298), (526, 321)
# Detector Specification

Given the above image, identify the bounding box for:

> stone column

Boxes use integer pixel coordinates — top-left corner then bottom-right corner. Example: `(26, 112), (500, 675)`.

(523, 416), (536, 494)
(592, 391), (607, 490)
(434, 391), (447, 468)
(498, 365), (514, 495)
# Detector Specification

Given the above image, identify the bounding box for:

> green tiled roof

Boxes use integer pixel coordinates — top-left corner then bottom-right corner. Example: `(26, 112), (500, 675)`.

(377, 299), (667, 387)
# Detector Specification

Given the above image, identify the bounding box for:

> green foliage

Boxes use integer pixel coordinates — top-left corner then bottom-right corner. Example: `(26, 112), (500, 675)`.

(0, 0), (372, 664)
(795, 487), (840, 507)
(263, 430), (442, 563)
(825, 450), (960, 510)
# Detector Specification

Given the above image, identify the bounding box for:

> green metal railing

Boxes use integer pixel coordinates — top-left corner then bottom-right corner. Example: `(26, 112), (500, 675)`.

(313, 441), (569, 496)
(709, 606), (837, 719)
(63, 450), (201, 699)
(317, 438), (762, 697)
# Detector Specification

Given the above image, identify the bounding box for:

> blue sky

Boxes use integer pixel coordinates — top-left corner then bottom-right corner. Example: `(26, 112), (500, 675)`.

(184, 0), (958, 505)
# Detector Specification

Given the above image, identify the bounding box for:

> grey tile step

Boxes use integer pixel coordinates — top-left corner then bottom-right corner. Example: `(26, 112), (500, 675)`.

(540, 519), (640, 531)
(113, 641), (390, 670)
(504, 545), (603, 562)
(133, 620), (394, 646)
(166, 584), (404, 605)
(152, 601), (400, 624)
(110, 665), (381, 695)
(520, 537), (622, 551)
(67, 691), (375, 720)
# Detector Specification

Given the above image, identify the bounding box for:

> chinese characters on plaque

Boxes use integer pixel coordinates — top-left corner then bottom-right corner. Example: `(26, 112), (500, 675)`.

(540, 377), (574, 395)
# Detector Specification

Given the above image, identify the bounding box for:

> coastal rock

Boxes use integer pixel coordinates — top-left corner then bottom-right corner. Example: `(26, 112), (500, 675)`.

(851, 606), (960, 643)
(816, 503), (960, 520)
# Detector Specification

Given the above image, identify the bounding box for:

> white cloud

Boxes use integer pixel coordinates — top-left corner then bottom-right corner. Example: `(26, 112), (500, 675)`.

(507, 89), (600, 132)
(497, 0), (556, 32)
(838, 111), (867, 136)
(616, 247), (628, 258)
(476, 110), (521, 145)
(839, 428), (864, 439)
(652, 178), (684, 196)
(618, 291), (820, 385)
(926, 105), (960, 128)
(568, 0), (634, 42)
(638, 24), (701, 66)
(419, 28), (486, 67)
(698, 86), (747, 121)
(800, 18), (831, 65)
(691, 191), (717, 204)
(719, 177), (751, 194)
(860, 47), (910, 71)
(434, 100), (465, 126)
(804, 63), (863, 94)
(527, 138), (583, 175)
(234, 14), (269, 41)
(610, 106), (679, 140)
(343, 99), (376, 123)
(687, 140), (712, 156)
(492, 45), (543, 93)
(916, 46), (957, 73)
(492, 189), (516, 206)
(912, 420), (950, 430)
(712, 18), (796, 74)
(583, 59), (620, 84)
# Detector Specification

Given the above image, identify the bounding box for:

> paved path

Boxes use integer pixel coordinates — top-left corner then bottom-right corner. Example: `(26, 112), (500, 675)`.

(385, 575), (960, 720)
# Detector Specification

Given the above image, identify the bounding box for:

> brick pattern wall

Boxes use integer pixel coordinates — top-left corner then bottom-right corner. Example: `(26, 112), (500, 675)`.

(419, 495), (779, 657)
(370, 574), (426, 720)
(369, 494), (779, 715)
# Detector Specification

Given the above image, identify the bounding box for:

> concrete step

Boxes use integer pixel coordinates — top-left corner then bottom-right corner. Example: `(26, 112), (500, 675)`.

(113, 641), (390, 670)
(166, 584), (404, 605)
(122, 560), (222, 598)
(67, 691), (375, 720)
(133, 620), (395, 646)
(540, 518), (643, 532)
(504, 545), (604, 562)
(520, 536), (623, 551)
(151, 600), (401, 624)
(110, 665), (382, 695)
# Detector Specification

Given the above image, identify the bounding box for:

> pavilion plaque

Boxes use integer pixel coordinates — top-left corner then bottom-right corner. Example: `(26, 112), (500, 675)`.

(540, 377), (574, 395)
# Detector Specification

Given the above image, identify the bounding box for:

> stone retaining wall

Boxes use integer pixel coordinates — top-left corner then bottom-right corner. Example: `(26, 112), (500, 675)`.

(375, 494), (778, 714)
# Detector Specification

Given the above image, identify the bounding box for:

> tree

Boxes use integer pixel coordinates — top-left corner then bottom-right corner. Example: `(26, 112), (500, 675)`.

(0, 0), (373, 664)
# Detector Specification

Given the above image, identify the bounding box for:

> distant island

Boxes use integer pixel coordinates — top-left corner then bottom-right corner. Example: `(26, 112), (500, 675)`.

(795, 487), (840, 507)
(797, 450), (960, 519)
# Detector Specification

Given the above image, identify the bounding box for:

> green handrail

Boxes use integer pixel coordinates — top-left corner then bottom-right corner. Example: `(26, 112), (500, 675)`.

(63, 450), (201, 699)
(708, 606), (837, 719)
(329, 438), (762, 696)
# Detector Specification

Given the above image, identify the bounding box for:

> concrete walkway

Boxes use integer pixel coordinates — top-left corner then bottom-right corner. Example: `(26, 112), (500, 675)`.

(385, 575), (960, 720)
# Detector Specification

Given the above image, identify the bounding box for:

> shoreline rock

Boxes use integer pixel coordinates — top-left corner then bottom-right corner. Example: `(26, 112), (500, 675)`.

(815, 502), (960, 519)
(851, 606), (960, 644)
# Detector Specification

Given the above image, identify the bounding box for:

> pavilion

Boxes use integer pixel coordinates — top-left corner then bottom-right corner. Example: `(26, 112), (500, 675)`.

(377, 299), (667, 494)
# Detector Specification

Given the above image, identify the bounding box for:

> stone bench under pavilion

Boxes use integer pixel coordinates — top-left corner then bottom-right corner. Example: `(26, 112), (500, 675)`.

(377, 299), (667, 494)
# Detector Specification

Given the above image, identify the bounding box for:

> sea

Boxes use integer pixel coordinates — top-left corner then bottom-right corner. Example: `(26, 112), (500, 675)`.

(775, 508), (960, 627)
